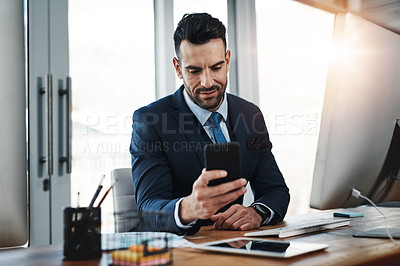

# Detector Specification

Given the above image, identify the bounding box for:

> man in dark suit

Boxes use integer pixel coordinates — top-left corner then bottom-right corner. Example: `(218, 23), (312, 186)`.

(130, 13), (289, 235)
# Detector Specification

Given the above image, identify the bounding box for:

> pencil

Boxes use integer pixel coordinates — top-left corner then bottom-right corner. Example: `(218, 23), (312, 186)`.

(88, 174), (105, 208)
(97, 178), (119, 208)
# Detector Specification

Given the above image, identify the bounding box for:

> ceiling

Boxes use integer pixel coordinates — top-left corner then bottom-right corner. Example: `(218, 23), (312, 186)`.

(296, 0), (400, 35)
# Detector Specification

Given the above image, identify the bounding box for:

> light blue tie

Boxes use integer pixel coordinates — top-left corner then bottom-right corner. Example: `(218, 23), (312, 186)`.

(208, 112), (227, 143)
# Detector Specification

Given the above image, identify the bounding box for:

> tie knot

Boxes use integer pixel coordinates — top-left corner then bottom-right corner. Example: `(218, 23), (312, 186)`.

(209, 112), (223, 126)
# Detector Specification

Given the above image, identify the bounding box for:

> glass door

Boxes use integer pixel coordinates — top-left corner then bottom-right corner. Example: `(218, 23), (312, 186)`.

(28, 0), (70, 246)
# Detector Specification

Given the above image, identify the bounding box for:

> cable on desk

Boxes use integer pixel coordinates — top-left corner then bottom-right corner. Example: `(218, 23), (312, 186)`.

(352, 188), (400, 247)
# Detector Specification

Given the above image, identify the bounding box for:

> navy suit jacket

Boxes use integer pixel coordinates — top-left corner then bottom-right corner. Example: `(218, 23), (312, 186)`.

(130, 87), (289, 234)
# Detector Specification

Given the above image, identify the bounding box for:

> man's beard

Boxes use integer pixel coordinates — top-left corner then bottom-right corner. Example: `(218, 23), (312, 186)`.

(183, 79), (228, 111)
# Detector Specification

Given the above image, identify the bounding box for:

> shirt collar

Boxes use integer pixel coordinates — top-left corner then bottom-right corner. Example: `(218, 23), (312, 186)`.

(183, 88), (228, 126)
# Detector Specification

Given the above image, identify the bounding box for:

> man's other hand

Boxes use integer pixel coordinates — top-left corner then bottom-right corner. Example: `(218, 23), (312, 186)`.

(210, 204), (262, 230)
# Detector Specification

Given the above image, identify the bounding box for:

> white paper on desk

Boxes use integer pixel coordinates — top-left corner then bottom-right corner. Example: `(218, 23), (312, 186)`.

(101, 232), (194, 251)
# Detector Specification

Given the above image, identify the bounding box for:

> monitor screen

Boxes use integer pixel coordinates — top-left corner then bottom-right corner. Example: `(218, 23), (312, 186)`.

(310, 13), (400, 209)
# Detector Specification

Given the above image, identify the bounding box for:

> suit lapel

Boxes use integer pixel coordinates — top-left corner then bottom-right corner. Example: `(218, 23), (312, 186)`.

(171, 87), (211, 165)
(227, 94), (251, 175)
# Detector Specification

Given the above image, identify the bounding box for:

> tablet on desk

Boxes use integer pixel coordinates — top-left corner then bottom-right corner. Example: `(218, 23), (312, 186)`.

(192, 237), (328, 258)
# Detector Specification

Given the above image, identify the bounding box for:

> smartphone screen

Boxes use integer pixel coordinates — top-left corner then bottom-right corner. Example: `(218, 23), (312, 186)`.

(204, 142), (242, 186)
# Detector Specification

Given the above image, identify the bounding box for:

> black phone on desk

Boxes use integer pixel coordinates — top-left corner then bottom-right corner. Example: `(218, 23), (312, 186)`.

(204, 142), (242, 186)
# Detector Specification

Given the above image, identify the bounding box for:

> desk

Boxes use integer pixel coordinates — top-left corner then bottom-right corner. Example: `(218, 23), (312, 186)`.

(1, 206), (400, 266)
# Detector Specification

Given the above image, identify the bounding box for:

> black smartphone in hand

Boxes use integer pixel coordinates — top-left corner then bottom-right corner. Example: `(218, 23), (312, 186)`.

(204, 142), (242, 186)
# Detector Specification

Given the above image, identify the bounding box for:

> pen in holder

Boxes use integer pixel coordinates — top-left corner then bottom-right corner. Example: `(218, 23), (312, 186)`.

(63, 207), (102, 260)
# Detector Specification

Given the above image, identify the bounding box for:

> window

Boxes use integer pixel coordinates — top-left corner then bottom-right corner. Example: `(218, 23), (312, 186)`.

(69, 0), (155, 232)
(256, 0), (335, 215)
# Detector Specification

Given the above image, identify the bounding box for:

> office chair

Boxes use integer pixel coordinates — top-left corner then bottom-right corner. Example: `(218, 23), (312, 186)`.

(110, 168), (139, 232)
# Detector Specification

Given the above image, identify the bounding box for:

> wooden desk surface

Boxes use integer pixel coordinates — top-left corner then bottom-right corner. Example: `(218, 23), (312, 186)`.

(1, 206), (400, 266)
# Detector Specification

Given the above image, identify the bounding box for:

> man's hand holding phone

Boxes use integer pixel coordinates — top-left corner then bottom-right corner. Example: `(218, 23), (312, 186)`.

(179, 142), (247, 225)
(179, 168), (247, 225)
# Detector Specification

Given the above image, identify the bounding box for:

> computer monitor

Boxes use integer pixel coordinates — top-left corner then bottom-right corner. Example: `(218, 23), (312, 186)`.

(0, 0), (28, 246)
(310, 13), (400, 210)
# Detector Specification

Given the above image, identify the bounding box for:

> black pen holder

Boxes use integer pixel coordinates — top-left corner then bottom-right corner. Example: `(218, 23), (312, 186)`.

(63, 207), (102, 260)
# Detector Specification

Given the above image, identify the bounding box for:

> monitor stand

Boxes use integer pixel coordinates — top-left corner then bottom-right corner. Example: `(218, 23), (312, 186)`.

(353, 228), (400, 239)
(376, 201), (400, 207)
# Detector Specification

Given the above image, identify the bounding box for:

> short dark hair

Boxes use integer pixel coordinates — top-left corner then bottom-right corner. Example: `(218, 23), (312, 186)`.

(173, 13), (227, 59)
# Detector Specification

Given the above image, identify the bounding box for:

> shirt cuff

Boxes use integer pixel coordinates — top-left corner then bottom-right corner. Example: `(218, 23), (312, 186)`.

(174, 197), (198, 228)
(253, 202), (275, 225)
